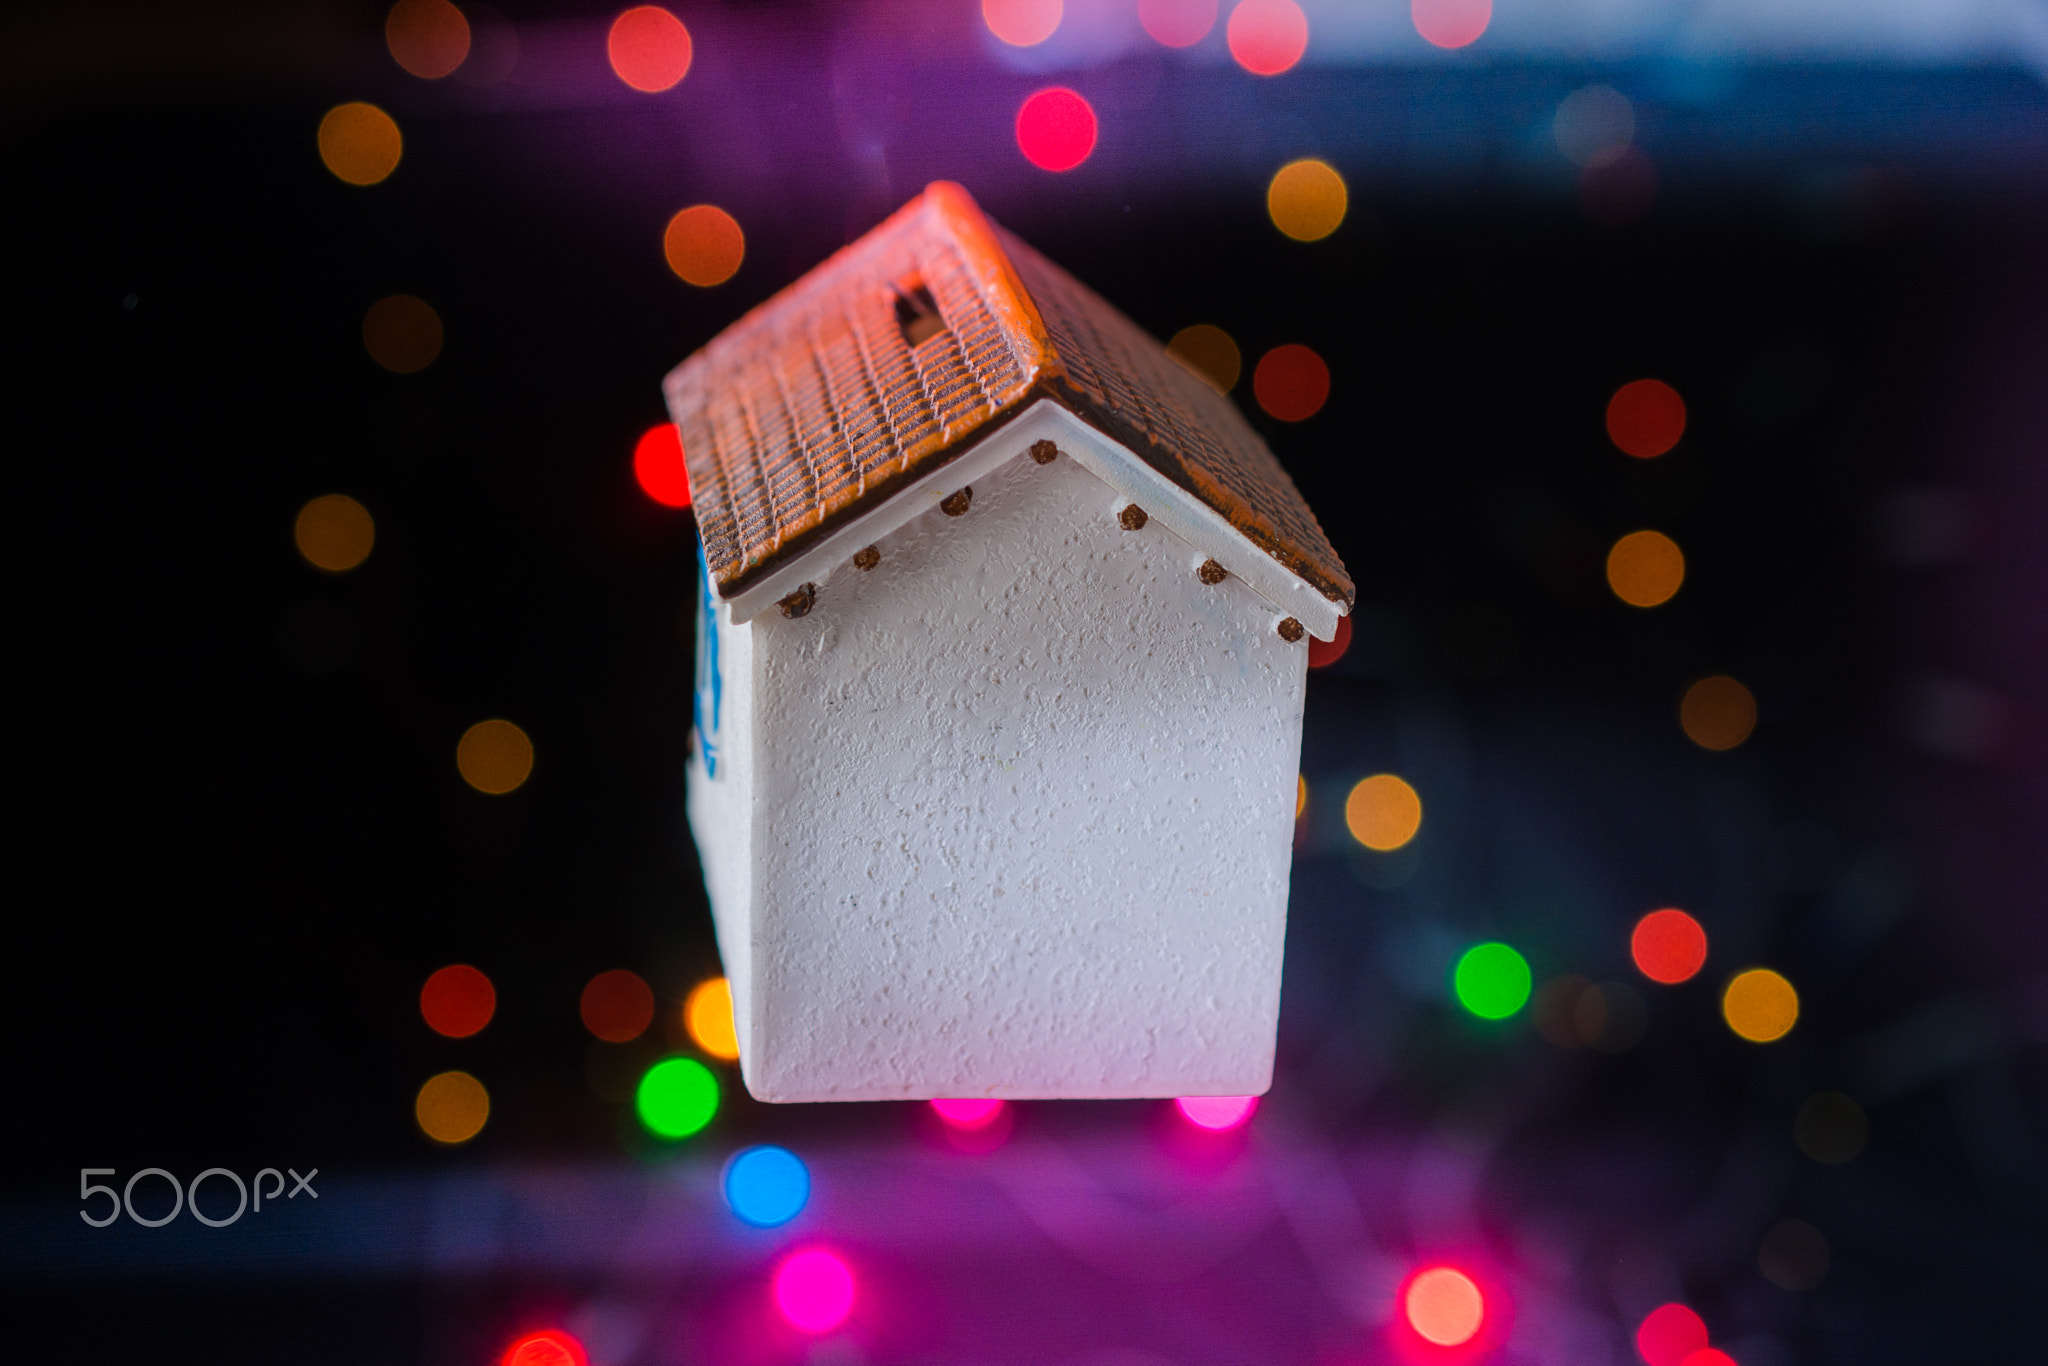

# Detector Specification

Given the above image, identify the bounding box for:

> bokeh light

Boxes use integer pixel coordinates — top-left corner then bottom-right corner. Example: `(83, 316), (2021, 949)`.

(386, 0), (470, 79)
(317, 103), (402, 185)
(636, 1057), (719, 1138)
(1166, 323), (1241, 392)
(1635, 1304), (1709, 1366)
(1403, 1266), (1485, 1346)
(1308, 613), (1352, 668)
(1758, 1217), (1830, 1290)
(458, 719), (534, 794)
(1411, 0), (1490, 49)
(1723, 968), (1798, 1042)
(724, 1145), (811, 1227)
(1268, 158), (1347, 242)
(581, 969), (655, 1042)
(634, 423), (691, 507)
(1680, 676), (1757, 751)
(416, 1070), (489, 1144)
(608, 7), (692, 92)
(420, 963), (495, 1038)
(1606, 530), (1684, 607)
(1345, 773), (1421, 851)
(773, 1248), (856, 1334)
(1795, 1091), (1868, 1163)
(1252, 343), (1330, 421)
(294, 494), (375, 573)
(664, 205), (745, 287)
(1015, 87), (1098, 172)
(931, 1097), (1007, 1130)
(1140, 0), (1217, 47)
(1454, 942), (1532, 1019)
(1606, 378), (1686, 457)
(502, 1329), (589, 1366)
(1678, 1353), (1737, 1366)
(1227, 0), (1308, 76)
(1174, 1095), (1257, 1130)
(1553, 85), (1634, 167)
(1295, 775), (1308, 818)
(983, 0), (1061, 47)
(1631, 908), (1708, 984)
(685, 977), (741, 1059)
(363, 294), (443, 374)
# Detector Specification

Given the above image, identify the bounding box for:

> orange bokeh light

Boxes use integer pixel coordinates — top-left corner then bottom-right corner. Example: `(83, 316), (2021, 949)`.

(457, 719), (534, 794)
(1404, 1266), (1485, 1346)
(386, 0), (471, 79)
(685, 977), (741, 1059)
(1680, 676), (1757, 751)
(983, 0), (1062, 47)
(664, 205), (745, 286)
(363, 294), (443, 374)
(294, 494), (376, 573)
(635, 423), (691, 507)
(1606, 530), (1684, 607)
(1227, 0), (1308, 75)
(1252, 343), (1330, 421)
(1630, 908), (1707, 984)
(1606, 378), (1686, 458)
(416, 1070), (490, 1144)
(1411, 0), (1491, 49)
(609, 6), (692, 92)
(1723, 968), (1798, 1042)
(1345, 773), (1421, 851)
(421, 964), (496, 1037)
(1140, 0), (1217, 47)
(317, 103), (402, 186)
(1015, 87), (1098, 172)
(581, 968), (655, 1043)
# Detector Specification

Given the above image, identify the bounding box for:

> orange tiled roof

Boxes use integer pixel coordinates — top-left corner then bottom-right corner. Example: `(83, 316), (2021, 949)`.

(664, 182), (1353, 608)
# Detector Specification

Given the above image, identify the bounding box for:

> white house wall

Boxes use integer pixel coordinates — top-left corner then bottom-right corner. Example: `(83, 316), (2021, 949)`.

(703, 428), (1309, 1102)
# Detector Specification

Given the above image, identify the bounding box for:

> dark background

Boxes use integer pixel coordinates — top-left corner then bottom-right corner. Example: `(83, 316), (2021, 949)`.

(6, 2), (2048, 1362)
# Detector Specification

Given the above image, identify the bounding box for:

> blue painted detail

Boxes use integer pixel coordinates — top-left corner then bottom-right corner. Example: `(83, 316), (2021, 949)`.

(722, 1145), (809, 1227)
(693, 542), (722, 779)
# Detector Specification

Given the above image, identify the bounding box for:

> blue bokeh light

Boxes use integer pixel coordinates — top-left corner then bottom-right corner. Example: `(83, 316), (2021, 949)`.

(723, 1145), (810, 1227)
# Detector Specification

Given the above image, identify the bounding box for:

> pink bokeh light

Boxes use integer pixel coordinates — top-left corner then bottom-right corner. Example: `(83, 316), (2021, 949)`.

(930, 1098), (1006, 1130)
(773, 1248), (856, 1334)
(1411, 0), (1490, 50)
(1174, 1095), (1258, 1130)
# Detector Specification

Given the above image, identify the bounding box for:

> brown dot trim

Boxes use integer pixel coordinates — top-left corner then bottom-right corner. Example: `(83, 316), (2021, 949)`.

(1119, 504), (1148, 531)
(853, 545), (880, 571)
(1197, 559), (1227, 585)
(1029, 439), (1059, 465)
(1276, 617), (1304, 643)
(941, 487), (972, 516)
(778, 582), (818, 618)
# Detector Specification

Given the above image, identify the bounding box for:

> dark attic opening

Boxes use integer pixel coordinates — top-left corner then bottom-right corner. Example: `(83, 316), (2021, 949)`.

(892, 280), (947, 348)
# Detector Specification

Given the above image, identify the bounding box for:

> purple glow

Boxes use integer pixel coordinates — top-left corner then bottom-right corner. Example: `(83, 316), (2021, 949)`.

(1175, 1095), (1258, 1130)
(773, 1248), (855, 1334)
(930, 1098), (1006, 1130)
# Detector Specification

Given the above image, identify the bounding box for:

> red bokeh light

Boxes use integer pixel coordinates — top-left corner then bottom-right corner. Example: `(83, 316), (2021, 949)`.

(580, 968), (656, 1043)
(1174, 1095), (1258, 1130)
(1015, 88), (1097, 172)
(1636, 1304), (1710, 1366)
(1226, 0), (1308, 76)
(635, 423), (691, 507)
(1308, 613), (1352, 669)
(1679, 1352), (1738, 1366)
(608, 7), (692, 93)
(1631, 908), (1708, 985)
(1405, 1266), (1485, 1345)
(503, 1329), (589, 1366)
(773, 1247), (856, 1334)
(421, 964), (495, 1038)
(1253, 343), (1330, 422)
(1388, 1263), (1508, 1363)
(1606, 378), (1686, 458)
(931, 1098), (1006, 1130)
(1141, 0), (1218, 47)
(1411, 0), (1491, 49)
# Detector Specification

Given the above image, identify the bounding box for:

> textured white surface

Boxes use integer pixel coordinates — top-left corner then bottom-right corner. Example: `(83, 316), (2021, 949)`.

(687, 412), (1315, 1101)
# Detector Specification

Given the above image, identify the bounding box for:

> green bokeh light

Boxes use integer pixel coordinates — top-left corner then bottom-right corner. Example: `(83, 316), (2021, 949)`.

(1453, 942), (1532, 1019)
(636, 1057), (720, 1139)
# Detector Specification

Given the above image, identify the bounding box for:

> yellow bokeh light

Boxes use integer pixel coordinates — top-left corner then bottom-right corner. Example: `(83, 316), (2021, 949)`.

(1681, 675), (1757, 751)
(664, 205), (745, 287)
(684, 977), (740, 1060)
(1296, 774), (1308, 820)
(294, 494), (375, 573)
(416, 1069), (489, 1143)
(1723, 968), (1798, 1042)
(318, 102), (403, 186)
(363, 295), (444, 374)
(1167, 324), (1243, 394)
(1267, 158), (1348, 242)
(457, 719), (534, 795)
(1345, 773), (1421, 851)
(1606, 529), (1684, 607)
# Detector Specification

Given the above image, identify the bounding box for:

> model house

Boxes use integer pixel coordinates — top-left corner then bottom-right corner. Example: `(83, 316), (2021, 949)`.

(667, 182), (1352, 1102)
